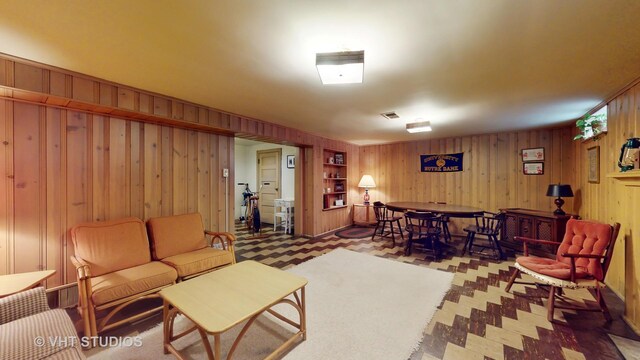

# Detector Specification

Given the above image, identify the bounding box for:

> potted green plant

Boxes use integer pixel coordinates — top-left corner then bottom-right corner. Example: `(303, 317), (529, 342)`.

(573, 113), (606, 140)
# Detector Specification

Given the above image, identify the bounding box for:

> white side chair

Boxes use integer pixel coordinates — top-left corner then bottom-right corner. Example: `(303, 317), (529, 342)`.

(274, 199), (293, 233)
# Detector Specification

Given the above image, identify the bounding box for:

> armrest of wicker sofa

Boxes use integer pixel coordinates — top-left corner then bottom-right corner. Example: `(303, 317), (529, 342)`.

(0, 287), (50, 325)
(205, 230), (236, 253)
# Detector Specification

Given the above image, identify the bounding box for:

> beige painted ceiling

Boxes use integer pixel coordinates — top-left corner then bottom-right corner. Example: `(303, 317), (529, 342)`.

(1, 1), (640, 145)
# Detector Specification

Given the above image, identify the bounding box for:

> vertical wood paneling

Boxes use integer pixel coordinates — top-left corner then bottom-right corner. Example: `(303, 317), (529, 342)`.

(129, 122), (143, 217)
(172, 129), (187, 215)
(0, 55), (355, 284)
(359, 128), (577, 235)
(45, 108), (63, 287)
(13, 103), (42, 273)
(160, 127), (173, 216)
(143, 124), (162, 219)
(109, 118), (127, 219)
(91, 115), (106, 222)
(0, 100), (11, 274)
(66, 111), (89, 281)
(570, 82), (640, 331)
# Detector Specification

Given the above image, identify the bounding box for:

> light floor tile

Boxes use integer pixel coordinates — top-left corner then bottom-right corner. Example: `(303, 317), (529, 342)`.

(465, 333), (505, 360)
(485, 324), (524, 351)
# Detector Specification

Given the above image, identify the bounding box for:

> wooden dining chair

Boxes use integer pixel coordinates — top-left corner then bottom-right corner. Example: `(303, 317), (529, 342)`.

(505, 219), (620, 322)
(429, 201), (450, 242)
(371, 201), (404, 247)
(462, 211), (505, 260)
(403, 211), (442, 260)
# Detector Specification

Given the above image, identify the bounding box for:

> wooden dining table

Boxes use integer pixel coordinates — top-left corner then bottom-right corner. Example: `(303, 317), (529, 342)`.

(385, 202), (483, 218)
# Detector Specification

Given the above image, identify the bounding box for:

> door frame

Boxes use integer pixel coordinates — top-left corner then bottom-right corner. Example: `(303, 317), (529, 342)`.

(256, 148), (282, 224)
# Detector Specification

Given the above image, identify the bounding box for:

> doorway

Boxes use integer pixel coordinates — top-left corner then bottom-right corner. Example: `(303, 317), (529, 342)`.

(256, 149), (281, 225)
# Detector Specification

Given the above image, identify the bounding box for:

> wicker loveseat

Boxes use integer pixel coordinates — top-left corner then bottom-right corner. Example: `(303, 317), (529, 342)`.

(0, 287), (86, 359)
(70, 217), (178, 338)
(70, 214), (236, 338)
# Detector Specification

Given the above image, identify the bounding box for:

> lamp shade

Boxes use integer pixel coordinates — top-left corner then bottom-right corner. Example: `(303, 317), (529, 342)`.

(358, 175), (376, 188)
(546, 184), (573, 197)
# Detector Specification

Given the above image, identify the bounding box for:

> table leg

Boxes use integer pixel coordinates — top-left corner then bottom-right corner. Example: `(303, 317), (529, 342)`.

(162, 300), (170, 355)
(214, 333), (221, 360)
(301, 286), (307, 340)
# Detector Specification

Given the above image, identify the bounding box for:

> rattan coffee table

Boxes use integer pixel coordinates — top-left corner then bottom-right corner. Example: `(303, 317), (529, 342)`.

(160, 260), (307, 360)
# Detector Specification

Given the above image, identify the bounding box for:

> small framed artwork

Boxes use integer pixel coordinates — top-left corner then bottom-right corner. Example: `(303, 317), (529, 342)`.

(523, 162), (544, 175)
(287, 155), (295, 169)
(587, 145), (600, 183)
(522, 147), (544, 162)
(334, 183), (344, 192)
(334, 153), (344, 164)
(335, 199), (344, 206)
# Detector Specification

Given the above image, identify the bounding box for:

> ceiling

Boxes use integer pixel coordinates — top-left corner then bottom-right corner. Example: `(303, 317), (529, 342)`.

(1, 1), (640, 145)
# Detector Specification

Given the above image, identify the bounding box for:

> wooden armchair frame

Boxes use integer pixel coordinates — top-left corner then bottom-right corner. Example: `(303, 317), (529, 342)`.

(505, 222), (621, 322)
(70, 255), (173, 339)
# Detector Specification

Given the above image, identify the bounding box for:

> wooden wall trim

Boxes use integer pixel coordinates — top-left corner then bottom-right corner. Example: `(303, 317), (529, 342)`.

(0, 53), (356, 149)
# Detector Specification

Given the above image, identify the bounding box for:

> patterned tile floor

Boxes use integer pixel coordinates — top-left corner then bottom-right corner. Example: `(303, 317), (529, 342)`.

(80, 223), (640, 359)
(235, 224), (639, 360)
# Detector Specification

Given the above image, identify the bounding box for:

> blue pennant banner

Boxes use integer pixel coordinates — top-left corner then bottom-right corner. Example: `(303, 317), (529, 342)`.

(420, 153), (464, 172)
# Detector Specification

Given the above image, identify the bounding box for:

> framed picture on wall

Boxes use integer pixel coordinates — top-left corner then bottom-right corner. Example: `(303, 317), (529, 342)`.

(287, 155), (295, 169)
(522, 147), (544, 161)
(523, 162), (544, 175)
(334, 153), (344, 164)
(587, 145), (600, 183)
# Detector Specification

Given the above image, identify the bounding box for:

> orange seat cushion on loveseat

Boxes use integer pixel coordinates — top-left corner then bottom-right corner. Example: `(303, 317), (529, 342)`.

(161, 247), (235, 278)
(147, 213), (208, 260)
(90, 261), (177, 306)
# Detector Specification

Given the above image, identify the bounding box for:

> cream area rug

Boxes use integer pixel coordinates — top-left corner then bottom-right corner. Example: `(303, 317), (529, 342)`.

(89, 248), (453, 360)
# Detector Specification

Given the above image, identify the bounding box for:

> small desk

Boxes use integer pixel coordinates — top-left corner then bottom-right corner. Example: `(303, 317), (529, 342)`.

(0, 270), (56, 298)
(160, 261), (307, 360)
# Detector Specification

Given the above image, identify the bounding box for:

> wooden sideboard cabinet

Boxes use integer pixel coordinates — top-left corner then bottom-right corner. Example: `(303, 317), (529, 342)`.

(500, 208), (577, 257)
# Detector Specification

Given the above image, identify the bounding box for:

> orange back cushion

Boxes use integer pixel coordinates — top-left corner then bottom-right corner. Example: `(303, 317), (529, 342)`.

(71, 217), (151, 277)
(556, 219), (612, 280)
(146, 213), (207, 260)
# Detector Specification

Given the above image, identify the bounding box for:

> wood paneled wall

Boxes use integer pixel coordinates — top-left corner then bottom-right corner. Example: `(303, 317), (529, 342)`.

(359, 128), (577, 233)
(0, 54), (359, 290)
(0, 100), (234, 288)
(572, 82), (640, 332)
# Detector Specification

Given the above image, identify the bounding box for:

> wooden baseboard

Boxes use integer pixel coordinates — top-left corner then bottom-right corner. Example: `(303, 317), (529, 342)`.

(623, 315), (640, 336)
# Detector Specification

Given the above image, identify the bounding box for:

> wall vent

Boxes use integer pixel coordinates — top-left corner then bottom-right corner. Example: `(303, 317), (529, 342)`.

(381, 112), (399, 119)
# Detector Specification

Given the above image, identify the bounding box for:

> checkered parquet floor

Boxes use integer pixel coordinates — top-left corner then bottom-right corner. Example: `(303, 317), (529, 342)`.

(236, 223), (639, 360)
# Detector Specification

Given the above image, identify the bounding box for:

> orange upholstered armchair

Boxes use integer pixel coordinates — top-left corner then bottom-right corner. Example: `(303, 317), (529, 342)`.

(505, 218), (620, 322)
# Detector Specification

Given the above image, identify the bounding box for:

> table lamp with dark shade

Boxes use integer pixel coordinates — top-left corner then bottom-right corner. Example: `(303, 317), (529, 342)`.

(546, 184), (573, 215)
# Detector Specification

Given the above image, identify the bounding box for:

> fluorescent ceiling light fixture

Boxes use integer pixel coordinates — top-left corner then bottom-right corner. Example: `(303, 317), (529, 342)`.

(316, 50), (364, 85)
(406, 120), (432, 133)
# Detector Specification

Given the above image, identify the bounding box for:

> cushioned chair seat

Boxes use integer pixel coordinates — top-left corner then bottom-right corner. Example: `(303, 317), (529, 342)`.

(161, 247), (234, 278)
(0, 309), (83, 360)
(91, 261), (177, 306)
(516, 256), (590, 280)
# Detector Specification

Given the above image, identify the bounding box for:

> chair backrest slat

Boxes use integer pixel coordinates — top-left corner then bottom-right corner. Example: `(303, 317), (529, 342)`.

(473, 211), (505, 234)
(404, 211), (441, 236)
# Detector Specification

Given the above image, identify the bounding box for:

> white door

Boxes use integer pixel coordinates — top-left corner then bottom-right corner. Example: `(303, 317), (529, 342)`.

(257, 149), (281, 224)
